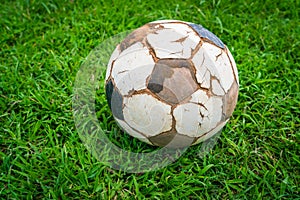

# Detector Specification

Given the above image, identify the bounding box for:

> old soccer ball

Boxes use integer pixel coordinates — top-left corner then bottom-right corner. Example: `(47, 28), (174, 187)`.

(105, 20), (239, 148)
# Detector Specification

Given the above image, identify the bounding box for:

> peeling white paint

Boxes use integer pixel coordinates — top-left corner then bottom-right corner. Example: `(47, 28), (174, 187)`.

(192, 43), (220, 79)
(212, 79), (225, 95)
(111, 42), (155, 95)
(123, 94), (172, 137)
(200, 96), (223, 135)
(192, 43), (235, 93)
(147, 23), (200, 59)
(173, 103), (204, 137)
(192, 49), (212, 89)
(189, 89), (209, 105)
(175, 95), (223, 137)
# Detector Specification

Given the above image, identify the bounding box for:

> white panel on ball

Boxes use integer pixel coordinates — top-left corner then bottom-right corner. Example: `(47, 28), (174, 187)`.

(147, 23), (200, 59)
(173, 103), (204, 137)
(111, 42), (155, 95)
(115, 118), (152, 144)
(123, 94), (173, 137)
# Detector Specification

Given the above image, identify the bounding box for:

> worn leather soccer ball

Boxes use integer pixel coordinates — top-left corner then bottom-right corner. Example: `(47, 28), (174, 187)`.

(105, 20), (239, 148)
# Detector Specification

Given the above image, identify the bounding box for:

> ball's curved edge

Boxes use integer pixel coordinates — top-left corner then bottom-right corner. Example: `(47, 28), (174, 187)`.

(188, 23), (225, 49)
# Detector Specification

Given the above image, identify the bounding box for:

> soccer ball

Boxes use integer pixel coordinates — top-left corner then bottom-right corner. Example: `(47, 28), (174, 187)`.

(105, 20), (239, 148)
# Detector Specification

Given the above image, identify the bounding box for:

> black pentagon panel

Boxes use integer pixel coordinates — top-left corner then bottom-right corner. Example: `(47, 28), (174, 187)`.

(188, 23), (225, 49)
(147, 59), (198, 104)
(105, 79), (124, 120)
(147, 63), (168, 94)
(105, 79), (114, 109)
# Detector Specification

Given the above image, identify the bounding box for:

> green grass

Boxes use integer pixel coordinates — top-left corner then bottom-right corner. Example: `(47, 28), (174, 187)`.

(1, 0), (299, 199)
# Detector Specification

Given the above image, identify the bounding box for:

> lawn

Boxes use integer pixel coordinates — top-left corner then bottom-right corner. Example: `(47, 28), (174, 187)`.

(1, 0), (299, 199)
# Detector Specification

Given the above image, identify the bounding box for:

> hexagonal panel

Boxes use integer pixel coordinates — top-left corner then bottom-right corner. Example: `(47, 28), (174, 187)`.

(147, 23), (200, 59)
(111, 42), (155, 96)
(174, 95), (223, 137)
(123, 93), (172, 137)
(192, 42), (235, 93)
(173, 102), (205, 137)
